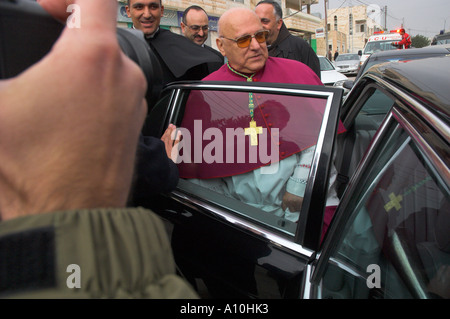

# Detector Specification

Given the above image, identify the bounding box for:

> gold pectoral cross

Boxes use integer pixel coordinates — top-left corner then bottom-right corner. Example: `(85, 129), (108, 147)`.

(244, 120), (263, 146)
(384, 192), (403, 212)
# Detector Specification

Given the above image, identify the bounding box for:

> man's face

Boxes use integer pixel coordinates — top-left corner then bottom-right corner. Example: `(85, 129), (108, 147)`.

(126, 0), (164, 37)
(217, 10), (268, 74)
(255, 3), (282, 45)
(181, 9), (209, 46)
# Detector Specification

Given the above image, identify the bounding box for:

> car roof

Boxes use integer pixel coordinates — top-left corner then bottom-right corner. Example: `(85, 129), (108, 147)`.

(335, 53), (360, 58)
(368, 56), (450, 118)
(369, 46), (450, 60)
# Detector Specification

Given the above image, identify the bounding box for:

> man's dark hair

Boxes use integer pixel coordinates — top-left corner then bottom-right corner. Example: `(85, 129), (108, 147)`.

(182, 5), (208, 25)
(127, 0), (162, 6)
(256, 0), (283, 20)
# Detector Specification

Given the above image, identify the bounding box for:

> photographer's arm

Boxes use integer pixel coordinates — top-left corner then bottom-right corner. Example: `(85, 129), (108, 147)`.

(0, 0), (147, 221)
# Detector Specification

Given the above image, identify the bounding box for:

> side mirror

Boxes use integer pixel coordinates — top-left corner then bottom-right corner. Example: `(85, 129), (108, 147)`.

(358, 50), (362, 56)
(343, 80), (354, 90)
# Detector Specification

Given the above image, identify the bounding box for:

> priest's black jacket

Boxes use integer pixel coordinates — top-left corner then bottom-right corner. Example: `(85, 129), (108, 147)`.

(146, 28), (224, 86)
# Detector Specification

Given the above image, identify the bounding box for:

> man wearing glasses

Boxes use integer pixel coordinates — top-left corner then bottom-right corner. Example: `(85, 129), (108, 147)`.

(181, 5), (224, 68)
(206, 7), (321, 84)
(179, 8), (343, 235)
(125, 0), (223, 86)
(180, 5), (210, 46)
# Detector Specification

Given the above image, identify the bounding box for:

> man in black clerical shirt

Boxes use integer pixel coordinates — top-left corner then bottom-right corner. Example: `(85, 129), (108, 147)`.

(180, 5), (224, 71)
(126, 0), (223, 86)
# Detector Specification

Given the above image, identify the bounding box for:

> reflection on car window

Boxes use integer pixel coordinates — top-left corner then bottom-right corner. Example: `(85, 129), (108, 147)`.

(322, 127), (449, 299)
(174, 89), (336, 235)
(359, 89), (395, 125)
(335, 88), (394, 193)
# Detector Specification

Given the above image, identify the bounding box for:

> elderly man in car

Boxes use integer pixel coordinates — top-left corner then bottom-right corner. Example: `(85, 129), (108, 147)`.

(176, 7), (345, 238)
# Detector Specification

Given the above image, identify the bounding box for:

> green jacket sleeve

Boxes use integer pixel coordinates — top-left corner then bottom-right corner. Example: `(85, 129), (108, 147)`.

(0, 207), (198, 299)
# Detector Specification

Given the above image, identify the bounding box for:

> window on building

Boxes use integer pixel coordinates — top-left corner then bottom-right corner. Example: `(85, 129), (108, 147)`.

(334, 16), (338, 31)
(349, 14), (353, 35)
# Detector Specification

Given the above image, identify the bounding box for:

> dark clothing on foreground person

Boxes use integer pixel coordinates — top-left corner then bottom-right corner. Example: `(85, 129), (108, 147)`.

(129, 134), (179, 207)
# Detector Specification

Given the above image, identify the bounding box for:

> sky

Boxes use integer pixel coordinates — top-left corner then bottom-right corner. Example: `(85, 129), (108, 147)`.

(312, 0), (450, 38)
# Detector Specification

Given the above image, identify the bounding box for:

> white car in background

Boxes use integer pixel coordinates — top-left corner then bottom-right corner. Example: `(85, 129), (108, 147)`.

(334, 53), (361, 75)
(318, 55), (349, 95)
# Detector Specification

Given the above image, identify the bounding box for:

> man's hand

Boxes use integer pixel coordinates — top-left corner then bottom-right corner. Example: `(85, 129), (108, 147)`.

(161, 124), (182, 163)
(0, 0), (147, 220)
(282, 191), (303, 213)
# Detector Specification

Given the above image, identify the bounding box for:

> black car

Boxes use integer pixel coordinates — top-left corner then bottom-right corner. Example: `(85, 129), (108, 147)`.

(141, 56), (450, 299)
(346, 46), (450, 88)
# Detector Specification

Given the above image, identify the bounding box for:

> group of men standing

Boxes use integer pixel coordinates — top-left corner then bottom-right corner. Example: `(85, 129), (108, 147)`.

(124, 0), (321, 87)
(125, 0), (338, 236)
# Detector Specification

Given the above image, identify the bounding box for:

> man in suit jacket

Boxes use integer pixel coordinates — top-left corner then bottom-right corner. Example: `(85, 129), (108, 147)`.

(181, 5), (225, 69)
(126, 0), (223, 86)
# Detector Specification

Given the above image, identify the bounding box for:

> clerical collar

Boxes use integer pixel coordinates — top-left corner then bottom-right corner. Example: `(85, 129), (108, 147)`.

(143, 27), (160, 39)
(226, 62), (262, 146)
(226, 63), (255, 80)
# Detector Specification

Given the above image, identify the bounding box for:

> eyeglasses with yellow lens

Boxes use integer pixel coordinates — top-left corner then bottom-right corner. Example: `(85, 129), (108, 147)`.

(187, 25), (209, 32)
(220, 30), (269, 48)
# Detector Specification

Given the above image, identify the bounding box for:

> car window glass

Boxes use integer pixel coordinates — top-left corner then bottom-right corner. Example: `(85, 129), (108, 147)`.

(320, 126), (449, 299)
(173, 88), (330, 236)
(335, 88), (394, 193)
(364, 40), (397, 54)
(358, 89), (395, 127)
(319, 57), (335, 71)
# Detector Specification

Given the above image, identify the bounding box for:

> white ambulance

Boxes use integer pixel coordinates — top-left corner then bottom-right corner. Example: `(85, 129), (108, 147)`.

(359, 31), (402, 66)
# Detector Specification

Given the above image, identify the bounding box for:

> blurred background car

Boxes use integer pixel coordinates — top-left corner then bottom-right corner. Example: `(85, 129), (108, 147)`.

(318, 55), (349, 96)
(431, 31), (450, 45)
(343, 45), (450, 92)
(333, 53), (361, 76)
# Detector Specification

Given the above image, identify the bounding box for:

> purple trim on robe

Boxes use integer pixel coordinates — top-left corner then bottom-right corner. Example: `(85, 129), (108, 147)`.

(177, 57), (346, 179)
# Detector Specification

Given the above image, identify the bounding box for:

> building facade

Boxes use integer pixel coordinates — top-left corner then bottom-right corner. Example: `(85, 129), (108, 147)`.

(323, 4), (384, 54)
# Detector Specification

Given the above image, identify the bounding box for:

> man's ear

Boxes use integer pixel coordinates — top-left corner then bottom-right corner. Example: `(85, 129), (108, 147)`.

(180, 22), (186, 35)
(216, 38), (226, 57)
(125, 6), (131, 18)
(277, 18), (283, 31)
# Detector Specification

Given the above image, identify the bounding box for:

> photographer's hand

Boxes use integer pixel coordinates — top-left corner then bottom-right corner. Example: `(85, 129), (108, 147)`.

(0, 0), (147, 220)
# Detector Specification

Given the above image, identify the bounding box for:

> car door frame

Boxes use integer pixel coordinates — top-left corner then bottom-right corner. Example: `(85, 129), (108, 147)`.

(301, 73), (450, 299)
(143, 80), (344, 298)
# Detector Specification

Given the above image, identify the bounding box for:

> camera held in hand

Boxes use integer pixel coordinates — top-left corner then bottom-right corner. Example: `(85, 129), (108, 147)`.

(0, 0), (163, 111)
